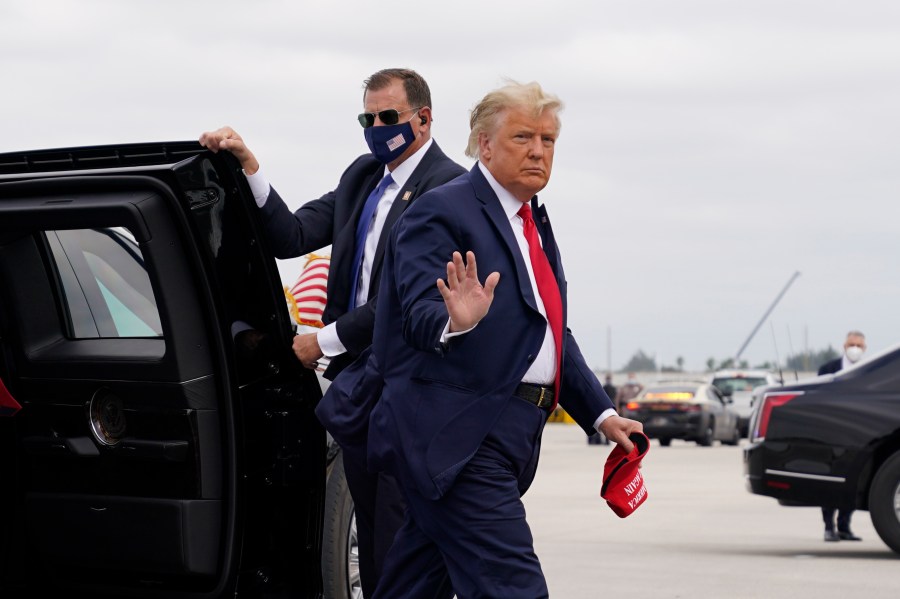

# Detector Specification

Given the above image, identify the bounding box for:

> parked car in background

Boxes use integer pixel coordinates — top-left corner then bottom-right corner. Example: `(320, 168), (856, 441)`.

(622, 381), (741, 447)
(710, 369), (781, 438)
(0, 142), (354, 598)
(744, 343), (900, 554)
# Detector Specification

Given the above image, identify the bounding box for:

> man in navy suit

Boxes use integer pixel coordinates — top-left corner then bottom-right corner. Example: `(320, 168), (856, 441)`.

(366, 81), (644, 598)
(200, 68), (465, 598)
(817, 329), (867, 542)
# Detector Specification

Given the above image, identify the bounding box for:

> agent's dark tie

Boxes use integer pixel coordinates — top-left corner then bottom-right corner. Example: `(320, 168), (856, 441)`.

(349, 173), (394, 309)
(518, 203), (563, 407)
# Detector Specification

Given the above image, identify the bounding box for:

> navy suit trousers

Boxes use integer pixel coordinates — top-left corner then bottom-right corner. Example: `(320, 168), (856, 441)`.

(373, 397), (550, 599)
(821, 506), (853, 532)
(340, 442), (406, 598)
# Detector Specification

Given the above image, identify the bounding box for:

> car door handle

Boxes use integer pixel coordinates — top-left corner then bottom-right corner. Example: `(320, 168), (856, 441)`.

(22, 435), (188, 461)
(117, 438), (188, 462)
(23, 435), (100, 457)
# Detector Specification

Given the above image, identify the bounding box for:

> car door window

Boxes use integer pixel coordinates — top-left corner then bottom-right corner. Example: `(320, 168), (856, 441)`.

(46, 228), (163, 338)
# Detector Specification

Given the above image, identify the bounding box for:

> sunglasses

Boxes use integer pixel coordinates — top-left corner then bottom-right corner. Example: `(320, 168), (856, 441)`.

(357, 107), (422, 128)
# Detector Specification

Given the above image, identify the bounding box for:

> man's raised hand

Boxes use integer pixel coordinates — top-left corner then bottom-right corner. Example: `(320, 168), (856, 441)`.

(437, 251), (500, 332)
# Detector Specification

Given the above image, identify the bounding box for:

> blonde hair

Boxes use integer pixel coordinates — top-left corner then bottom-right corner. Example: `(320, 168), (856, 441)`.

(465, 80), (563, 159)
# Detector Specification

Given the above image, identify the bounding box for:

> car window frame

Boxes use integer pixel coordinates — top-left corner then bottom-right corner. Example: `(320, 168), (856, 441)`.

(45, 227), (164, 340)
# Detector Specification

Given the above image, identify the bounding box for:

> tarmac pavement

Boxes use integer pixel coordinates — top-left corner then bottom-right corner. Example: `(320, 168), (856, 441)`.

(523, 423), (898, 599)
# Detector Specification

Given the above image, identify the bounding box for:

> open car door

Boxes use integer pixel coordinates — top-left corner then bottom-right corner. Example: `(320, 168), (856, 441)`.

(0, 144), (325, 598)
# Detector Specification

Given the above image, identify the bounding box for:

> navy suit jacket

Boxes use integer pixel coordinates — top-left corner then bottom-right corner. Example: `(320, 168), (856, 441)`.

(818, 358), (843, 375)
(258, 142), (464, 379)
(364, 164), (614, 500)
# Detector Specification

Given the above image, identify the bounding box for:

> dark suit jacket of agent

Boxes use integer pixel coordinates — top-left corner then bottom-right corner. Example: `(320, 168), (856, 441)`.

(816, 354), (857, 537)
(258, 142), (465, 381)
(818, 357), (843, 375)
(366, 164), (615, 500)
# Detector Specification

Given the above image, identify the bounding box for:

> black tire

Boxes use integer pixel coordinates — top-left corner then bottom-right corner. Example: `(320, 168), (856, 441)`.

(722, 425), (741, 446)
(696, 420), (714, 447)
(869, 451), (900, 554)
(658, 438), (672, 447)
(322, 454), (362, 599)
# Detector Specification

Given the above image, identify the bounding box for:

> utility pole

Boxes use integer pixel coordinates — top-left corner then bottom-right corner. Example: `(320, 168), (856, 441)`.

(606, 325), (612, 374)
(734, 271), (801, 366)
(803, 325), (809, 372)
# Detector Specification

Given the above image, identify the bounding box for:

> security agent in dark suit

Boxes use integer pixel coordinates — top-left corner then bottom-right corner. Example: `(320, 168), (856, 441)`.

(200, 68), (465, 598)
(365, 81), (644, 598)
(817, 329), (867, 542)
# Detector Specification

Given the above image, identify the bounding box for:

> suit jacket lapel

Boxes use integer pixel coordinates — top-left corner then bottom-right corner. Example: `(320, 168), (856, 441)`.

(369, 142), (444, 288)
(369, 180), (414, 286)
(350, 169), (385, 225)
(329, 167), (383, 313)
(532, 200), (561, 279)
(337, 168), (383, 256)
(469, 165), (539, 312)
(532, 198), (567, 323)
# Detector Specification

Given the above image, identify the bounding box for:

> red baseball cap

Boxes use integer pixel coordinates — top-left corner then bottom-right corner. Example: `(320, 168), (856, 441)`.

(600, 432), (650, 518)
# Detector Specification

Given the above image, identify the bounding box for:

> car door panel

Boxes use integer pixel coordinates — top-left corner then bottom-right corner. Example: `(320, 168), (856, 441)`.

(0, 144), (326, 599)
(0, 179), (236, 593)
(26, 493), (222, 576)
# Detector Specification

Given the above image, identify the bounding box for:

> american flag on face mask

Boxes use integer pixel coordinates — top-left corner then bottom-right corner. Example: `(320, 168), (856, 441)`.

(386, 133), (406, 152)
(284, 254), (330, 328)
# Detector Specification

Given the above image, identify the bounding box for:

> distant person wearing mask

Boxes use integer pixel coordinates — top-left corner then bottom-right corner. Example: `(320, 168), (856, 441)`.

(817, 330), (867, 542)
(818, 330), (866, 376)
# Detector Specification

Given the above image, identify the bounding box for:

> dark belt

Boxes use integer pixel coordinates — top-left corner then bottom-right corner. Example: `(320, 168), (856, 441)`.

(514, 383), (555, 410)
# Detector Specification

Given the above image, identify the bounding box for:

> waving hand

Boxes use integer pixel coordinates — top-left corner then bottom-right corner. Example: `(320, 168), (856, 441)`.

(437, 251), (500, 332)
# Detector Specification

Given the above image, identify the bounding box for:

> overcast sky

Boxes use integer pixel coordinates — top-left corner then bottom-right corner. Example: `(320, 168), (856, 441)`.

(3, 0), (899, 372)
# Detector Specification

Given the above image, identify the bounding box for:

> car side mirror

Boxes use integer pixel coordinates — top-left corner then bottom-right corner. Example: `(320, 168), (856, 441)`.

(720, 387), (733, 397)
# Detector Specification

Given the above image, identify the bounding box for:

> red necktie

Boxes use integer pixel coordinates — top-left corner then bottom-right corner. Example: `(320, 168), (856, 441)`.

(518, 204), (563, 408)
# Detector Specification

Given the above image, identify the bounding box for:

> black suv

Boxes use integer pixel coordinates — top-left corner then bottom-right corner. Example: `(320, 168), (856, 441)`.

(743, 345), (900, 554)
(0, 142), (354, 598)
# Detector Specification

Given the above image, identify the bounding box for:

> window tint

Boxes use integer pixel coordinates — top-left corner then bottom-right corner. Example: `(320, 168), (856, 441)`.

(47, 228), (163, 338)
(712, 377), (768, 392)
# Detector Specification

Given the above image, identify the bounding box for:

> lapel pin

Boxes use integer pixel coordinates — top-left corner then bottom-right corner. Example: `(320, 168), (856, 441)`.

(402, 191), (412, 201)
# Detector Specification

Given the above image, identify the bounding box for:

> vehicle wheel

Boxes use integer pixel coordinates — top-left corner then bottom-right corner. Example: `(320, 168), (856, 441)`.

(658, 438), (672, 447)
(869, 451), (900, 554)
(722, 425), (740, 446)
(696, 420), (714, 447)
(322, 455), (362, 599)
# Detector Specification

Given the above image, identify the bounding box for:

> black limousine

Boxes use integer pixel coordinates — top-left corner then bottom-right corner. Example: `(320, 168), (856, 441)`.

(744, 343), (900, 554)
